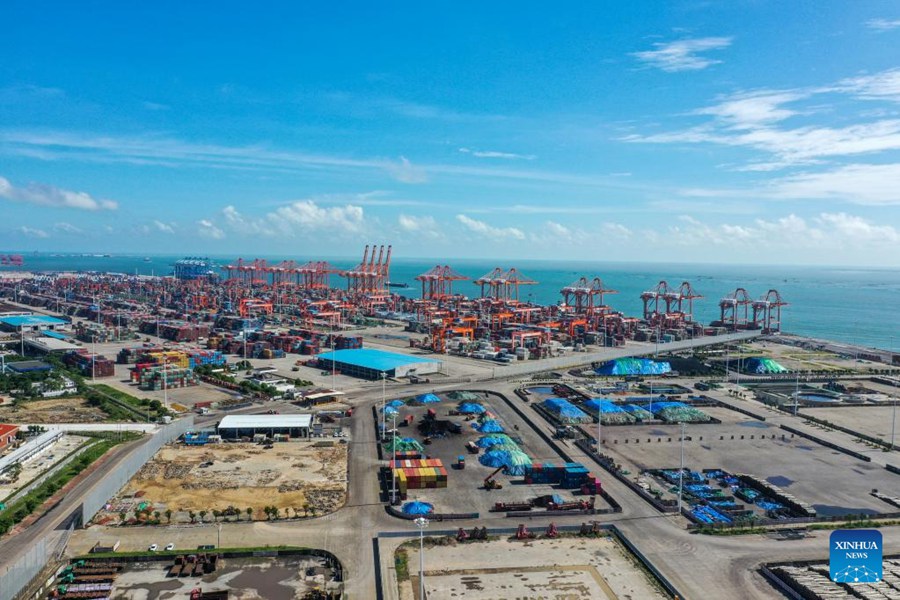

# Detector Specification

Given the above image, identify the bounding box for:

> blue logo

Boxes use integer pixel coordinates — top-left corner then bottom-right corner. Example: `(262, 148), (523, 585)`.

(830, 529), (882, 584)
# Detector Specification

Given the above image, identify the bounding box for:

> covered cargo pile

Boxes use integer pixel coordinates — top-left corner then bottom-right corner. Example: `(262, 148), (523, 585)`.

(448, 391), (480, 401)
(595, 357), (672, 376)
(413, 393), (441, 404)
(473, 418), (504, 433)
(383, 437), (425, 453)
(621, 404), (654, 420)
(391, 459), (448, 494)
(744, 357), (788, 374)
(475, 434), (518, 449)
(644, 401), (713, 424)
(583, 398), (635, 425)
(540, 398), (591, 424)
(478, 449), (532, 475)
(457, 402), (486, 414)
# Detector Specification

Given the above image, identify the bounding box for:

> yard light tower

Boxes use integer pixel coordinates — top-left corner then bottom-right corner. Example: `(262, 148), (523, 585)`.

(414, 516), (429, 599)
(391, 410), (398, 504)
(677, 422), (686, 513)
(380, 371), (387, 440)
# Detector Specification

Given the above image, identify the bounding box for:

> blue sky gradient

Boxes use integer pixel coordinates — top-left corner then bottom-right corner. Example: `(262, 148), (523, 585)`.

(2, 2), (900, 264)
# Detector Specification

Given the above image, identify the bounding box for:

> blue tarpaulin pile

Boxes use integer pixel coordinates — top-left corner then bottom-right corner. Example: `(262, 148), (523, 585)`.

(540, 398), (591, 424)
(458, 402), (486, 414)
(595, 358), (672, 376)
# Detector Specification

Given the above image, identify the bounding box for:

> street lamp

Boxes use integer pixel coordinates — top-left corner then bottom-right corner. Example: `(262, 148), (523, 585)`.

(391, 410), (398, 504)
(91, 335), (97, 383)
(414, 517), (429, 599)
(380, 371), (387, 440)
(677, 422), (686, 513)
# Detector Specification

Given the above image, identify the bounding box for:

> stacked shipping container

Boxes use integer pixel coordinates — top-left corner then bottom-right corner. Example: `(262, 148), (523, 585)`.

(390, 458), (448, 495)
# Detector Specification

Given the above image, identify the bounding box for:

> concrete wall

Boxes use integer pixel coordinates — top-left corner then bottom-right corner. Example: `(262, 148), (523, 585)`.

(0, 417), (193, 600)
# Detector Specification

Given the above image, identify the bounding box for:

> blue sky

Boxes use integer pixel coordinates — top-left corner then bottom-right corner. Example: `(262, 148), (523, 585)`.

(2, 1), (900, 265)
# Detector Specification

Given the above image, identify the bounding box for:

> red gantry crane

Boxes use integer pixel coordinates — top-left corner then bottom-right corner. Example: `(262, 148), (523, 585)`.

(474, 268), (537, 301)
(752, 289), (787, 333)
(719, 287), (753, 330)
(415, 265), (469, 300)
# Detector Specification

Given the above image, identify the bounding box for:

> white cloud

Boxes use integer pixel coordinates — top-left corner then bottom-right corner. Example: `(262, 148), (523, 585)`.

(544, 221), (571, 236)
(397, 214), (441, 239)
(53, 222), (82, 234)
(222, 200), (366, 237)
(386, 156), (428, 183)
(817, 212), (899, 242)
(18, 225), (49, 238)
(631, 37), (733, 72)
(866, 18), (900, 31)
(836, 69), (900, 101)
(197, 219), (225, 239)
(601, 222), (633, 238)
(153, 220), (175, 234)
(770, 163), (900, 205)
(456, 214), (525, 240)
(459, 147), (536, 160)
(696, 91), (806, 129)
(0, 175), (118, 211)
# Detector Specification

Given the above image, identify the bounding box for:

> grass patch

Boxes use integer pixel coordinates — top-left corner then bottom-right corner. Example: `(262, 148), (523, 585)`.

(394, 548), (409, 582)
(87, 384), (170, 422)
(0, 433), (138, 535)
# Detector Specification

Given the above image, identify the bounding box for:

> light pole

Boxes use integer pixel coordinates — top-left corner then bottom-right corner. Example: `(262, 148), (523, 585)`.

(380, 371), (387, 440)
(91, 335), (97, 383)
(391, 410), (398, 504)
(162, 357), (169, 411)
(414, 517), (429, 599)
(596, 401), (602, 454)
(678, 422), (686, 513)
(331, 327), (336, 391)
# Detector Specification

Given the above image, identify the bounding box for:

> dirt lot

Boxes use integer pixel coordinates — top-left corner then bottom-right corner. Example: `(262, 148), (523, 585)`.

(0, 397), (108, 424)
(399, 535), (668, 600)
(106, 555), (339, 600)
(102, 441), (347, 522)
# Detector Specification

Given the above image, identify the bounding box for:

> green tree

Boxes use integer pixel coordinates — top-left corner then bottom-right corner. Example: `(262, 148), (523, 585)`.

(199, 510), (207, 522)
(212, 509), (221, 522)
(154, 510), (161, 521)
(165, 509), (172, 523)
(246, 507), (253, 521)
(189, 510), (196, 523)
(119, 511), (127, 524)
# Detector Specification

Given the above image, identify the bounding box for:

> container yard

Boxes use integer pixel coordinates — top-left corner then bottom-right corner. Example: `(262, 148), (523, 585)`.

(395, 534), (669, 599)
(0, 246), (792, 387)
(97, 440), (348, 524)
(379, 390), (618, 517)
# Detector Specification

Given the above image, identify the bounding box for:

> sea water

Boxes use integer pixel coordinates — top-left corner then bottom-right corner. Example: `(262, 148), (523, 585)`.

(2, 253), (897, 351)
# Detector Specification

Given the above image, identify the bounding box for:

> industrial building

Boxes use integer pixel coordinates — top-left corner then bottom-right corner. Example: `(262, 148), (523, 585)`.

(316, 348), (442, 380)
(0, 423), (19, 451)
(0, 314), (68, 333)
(217, 414), (313, 439)
(5, 360), (52, 374)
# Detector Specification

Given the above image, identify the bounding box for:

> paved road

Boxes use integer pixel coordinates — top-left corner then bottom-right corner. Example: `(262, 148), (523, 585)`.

(13, 329), (900, 600)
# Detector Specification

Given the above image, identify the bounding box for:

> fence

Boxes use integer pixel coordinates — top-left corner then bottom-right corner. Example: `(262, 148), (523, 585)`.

(0, 417), (193, 600)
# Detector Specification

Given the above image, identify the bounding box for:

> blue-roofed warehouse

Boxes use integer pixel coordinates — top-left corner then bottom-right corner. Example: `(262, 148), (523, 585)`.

(316, 348), (442, 380)
(0, 314), (68, 333)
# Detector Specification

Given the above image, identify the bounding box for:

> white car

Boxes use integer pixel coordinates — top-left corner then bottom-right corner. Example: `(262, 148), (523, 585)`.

(148, 544), (159, 552)
(165, 543), (175, 551)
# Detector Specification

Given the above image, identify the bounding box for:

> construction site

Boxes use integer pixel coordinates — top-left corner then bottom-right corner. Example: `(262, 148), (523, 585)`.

(97, 440), (347, 524)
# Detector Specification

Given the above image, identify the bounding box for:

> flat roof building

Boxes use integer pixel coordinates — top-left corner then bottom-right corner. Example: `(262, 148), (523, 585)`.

(6, 360), (53, 374)
(217, 414), (313, 439)
(0, 315), (68, 333)
(316, 348), (441, 380)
